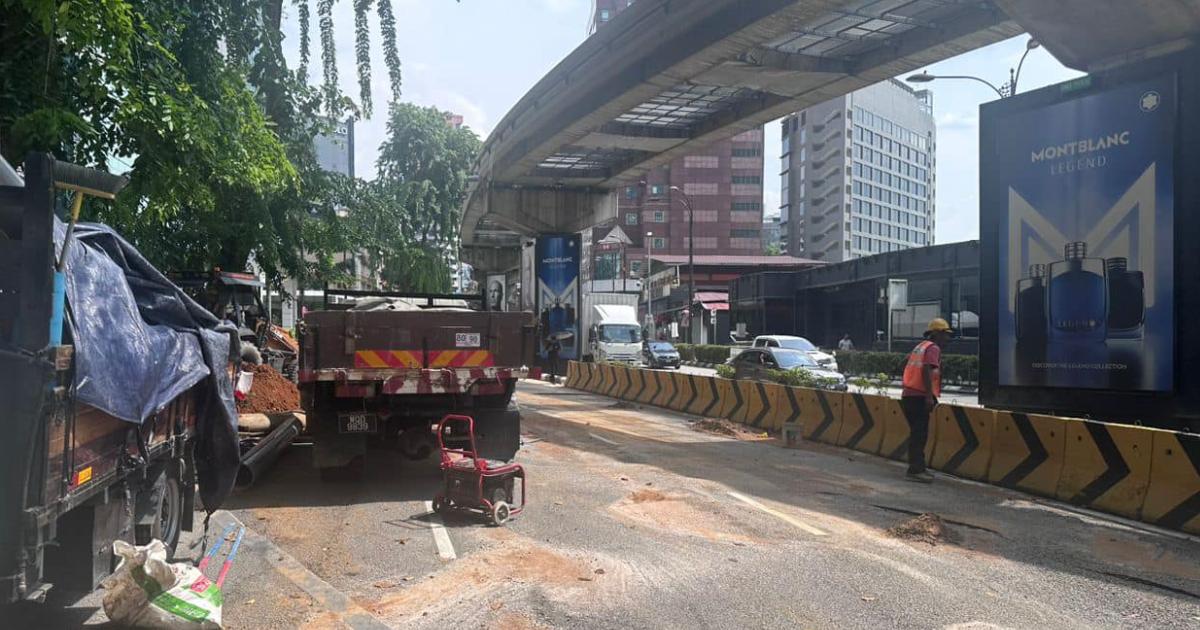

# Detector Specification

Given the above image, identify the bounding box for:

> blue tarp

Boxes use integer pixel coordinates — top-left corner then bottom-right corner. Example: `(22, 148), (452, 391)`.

(55, 219), (241, 511)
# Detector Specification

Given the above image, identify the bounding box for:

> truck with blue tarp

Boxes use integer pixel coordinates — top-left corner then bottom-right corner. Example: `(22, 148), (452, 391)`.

(0, 153), (241, 605)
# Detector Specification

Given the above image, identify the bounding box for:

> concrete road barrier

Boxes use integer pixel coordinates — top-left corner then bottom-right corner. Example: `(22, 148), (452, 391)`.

(1056, 420), (1153, 519)
(562, 366), (1200, 535)
(687, 374), (720, 417)
(800, 389), (845, 445)
(987, 412), (1067, 498)
(1141, 430), (1200, 534)
(837, 393), (889, 455)
(929, 405), (996, 482)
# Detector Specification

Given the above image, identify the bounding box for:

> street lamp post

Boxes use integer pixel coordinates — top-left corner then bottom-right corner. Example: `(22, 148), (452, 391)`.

(645, 231), (653, 337)
(669, 185), (695, 344)
(905, 39), (1039, 98)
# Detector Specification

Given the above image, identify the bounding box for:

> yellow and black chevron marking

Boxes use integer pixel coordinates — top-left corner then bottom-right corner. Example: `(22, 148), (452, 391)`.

(725, 378), (747, 422)
(626, 368), (646, 401)
(837, 393), (886, 455)
(637, 368), (659, 404)
(773, 386), (803, 429)
(691, 375), (721, 416)
(1056, 420), (1153, 519)
(930, 405), (994, 481)
(1142, 430), (1200, 534)
(657, 369), (676, 408)
(800, 389), (844, 444)
(713, 378), (737, 418)
(564, 361), (578, 388)
(745, 381), (775, 428)
(987, 412), (1066, 497)
(581, 362), (598, 392)
(757, 382), (785, 430)
(671, 371), (695, 412)
(612, 365), (631, 399)
(681, 373), (702, 413)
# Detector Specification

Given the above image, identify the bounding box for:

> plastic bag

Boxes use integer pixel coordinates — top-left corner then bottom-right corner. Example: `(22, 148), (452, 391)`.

(101, 540), (223, 629)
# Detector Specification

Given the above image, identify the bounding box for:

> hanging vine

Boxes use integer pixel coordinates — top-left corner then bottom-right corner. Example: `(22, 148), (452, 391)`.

(353, 0), (373, 117)
(317, 0), (338, 115)
(376, 0), (402, 104)
(297, 0), (311, 80)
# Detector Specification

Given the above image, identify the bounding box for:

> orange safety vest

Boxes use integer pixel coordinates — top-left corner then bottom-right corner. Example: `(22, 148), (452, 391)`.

(902, 340), (941, 397)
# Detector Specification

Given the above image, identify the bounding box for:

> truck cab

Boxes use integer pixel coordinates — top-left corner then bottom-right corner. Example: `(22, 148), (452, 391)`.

(588, 304), (643, 365)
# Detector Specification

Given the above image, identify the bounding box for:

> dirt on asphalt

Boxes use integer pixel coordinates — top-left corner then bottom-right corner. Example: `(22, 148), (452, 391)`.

(886, 513), (957, 546)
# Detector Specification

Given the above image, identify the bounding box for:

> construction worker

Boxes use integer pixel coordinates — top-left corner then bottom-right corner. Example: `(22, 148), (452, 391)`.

(900, 317), (953, 483)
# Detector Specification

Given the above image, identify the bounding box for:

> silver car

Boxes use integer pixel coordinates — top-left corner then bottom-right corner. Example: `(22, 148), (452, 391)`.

(728, 348), (847, 390)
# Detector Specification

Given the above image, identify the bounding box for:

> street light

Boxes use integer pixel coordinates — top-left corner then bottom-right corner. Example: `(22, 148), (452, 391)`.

(668, 185), (695, 344)
(645, 231), (654, 336)
(905, 39), (1039, 98)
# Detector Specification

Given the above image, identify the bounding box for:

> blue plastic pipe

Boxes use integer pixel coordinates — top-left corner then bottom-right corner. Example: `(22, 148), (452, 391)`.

(49, 270), (65, 346)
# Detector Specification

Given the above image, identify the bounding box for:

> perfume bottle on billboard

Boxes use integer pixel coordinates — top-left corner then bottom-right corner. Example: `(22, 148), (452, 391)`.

(1105, 257), (1145, 339)
(1048, 241), (1106, 342)
(1015, 264), (1047, 343)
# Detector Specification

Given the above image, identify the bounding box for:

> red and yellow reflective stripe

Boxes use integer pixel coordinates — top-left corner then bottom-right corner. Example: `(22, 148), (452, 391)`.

(354, 350), (494, 368)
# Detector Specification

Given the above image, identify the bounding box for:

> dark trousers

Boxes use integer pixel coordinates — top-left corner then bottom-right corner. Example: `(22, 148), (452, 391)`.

(548, 352), (559, 382)
(900, 395), (930, 474)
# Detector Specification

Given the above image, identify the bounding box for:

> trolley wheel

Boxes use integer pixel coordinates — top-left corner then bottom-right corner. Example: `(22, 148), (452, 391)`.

(432, 495), (447, 514)
(491, 501), (511, 526)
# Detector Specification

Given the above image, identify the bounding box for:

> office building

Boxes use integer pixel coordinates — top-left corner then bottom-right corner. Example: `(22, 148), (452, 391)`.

(591, 0), (767, 262)
(314, 117), (354, 177)
(762, 215), (782, 253)
(779, 79), (935, 261)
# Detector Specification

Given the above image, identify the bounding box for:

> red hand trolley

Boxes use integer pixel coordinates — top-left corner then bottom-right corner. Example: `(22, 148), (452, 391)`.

(431, 414), (526, 526)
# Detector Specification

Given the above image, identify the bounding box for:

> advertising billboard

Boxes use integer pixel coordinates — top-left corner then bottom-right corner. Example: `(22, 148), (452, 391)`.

(989, 76), (1176, 391)
(535, 235), (580, 360)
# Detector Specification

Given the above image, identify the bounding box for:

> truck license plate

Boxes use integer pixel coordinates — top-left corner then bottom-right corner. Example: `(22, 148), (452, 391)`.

(455, 332), (481, 347)
(338, 413), (378, 434)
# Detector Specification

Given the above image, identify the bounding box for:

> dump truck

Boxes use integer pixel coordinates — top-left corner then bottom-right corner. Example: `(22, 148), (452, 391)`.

(298, 289), (536, 479)
(1, 154), (240, 604)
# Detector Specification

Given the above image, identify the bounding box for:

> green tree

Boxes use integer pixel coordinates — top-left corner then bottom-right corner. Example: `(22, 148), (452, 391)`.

(764, 242), (783, 256)
(0, 0), (403, 288)
(350, 103), (481, 292)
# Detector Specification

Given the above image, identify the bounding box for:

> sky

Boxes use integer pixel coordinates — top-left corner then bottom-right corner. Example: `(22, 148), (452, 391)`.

(280, 1), (1083, 245)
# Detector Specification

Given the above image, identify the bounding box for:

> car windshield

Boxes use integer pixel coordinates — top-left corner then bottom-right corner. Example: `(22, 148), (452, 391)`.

(649, 342), (674, 352)
(777, 337), (817, 352)
(599, 324), (642, 343)
(773, 350), (818, 368)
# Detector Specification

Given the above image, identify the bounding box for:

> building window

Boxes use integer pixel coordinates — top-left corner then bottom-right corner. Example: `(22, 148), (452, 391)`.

(625, 212), (639, 225)
(651, 237), (666, 249)
(624, 186), (637, 199)
(684, 155), (719, 168)
(684, 182), (719, 195)
(730, 229), (760, 238)
(653, 210), (666, 222)
(650, 184), (665, 196)
(732, 202), (762, 211)
(732, 148), (762, 157)
(599, 9), (611, 21)
(731, 175), (761, 185)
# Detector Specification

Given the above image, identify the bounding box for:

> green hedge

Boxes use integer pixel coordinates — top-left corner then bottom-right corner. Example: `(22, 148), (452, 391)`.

(834, 350), (978, 385)
(674, 343), (730, 365)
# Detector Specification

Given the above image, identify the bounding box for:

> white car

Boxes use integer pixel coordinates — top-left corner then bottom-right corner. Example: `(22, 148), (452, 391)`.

(751, 335), (839, 372)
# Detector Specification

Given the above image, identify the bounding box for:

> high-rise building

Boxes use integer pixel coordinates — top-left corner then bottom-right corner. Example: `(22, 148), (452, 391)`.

(590, 0), (766, 263)
(779, 79), (935, 262)
(762, 215), (782, 253)
(314, 117), (354, 177)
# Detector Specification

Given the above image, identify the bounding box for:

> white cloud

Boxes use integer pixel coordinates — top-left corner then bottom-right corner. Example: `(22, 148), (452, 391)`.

(936, 112), (978, 131)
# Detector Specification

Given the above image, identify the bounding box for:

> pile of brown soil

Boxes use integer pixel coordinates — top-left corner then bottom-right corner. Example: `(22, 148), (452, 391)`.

(236, 364), (300, 413)
(886, 513), (953, 545)
(693, 419), (739, 437)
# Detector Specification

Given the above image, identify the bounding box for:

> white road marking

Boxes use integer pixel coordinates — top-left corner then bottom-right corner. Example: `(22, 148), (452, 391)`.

(727, 491), (829, 537)
(589, 432), (620, 446)
(425, 501), (458, 560)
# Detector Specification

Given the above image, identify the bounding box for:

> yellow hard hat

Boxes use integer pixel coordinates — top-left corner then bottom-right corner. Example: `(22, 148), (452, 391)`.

(926, 317), (953, 333)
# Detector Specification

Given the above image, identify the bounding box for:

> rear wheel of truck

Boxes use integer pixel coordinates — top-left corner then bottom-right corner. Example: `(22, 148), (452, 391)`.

(135, 475), (183, 554)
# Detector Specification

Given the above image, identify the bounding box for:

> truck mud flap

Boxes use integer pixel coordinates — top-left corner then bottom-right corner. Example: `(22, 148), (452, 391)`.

(473, 403), (521, 462)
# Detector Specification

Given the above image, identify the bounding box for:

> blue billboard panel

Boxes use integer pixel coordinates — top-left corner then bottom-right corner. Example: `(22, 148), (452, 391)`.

(991, 76), (1175, 391)
(535, 234), (580, 360)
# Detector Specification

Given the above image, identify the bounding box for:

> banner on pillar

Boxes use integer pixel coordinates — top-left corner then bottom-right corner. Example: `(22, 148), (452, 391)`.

(486, 274), (506, 311)
(535, 234), (580, 360)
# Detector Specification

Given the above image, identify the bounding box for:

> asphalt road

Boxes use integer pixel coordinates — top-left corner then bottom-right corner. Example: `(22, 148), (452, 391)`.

(10, 379), (1200, 628)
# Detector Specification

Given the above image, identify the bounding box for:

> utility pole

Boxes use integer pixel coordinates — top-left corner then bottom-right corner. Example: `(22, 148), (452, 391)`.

(670, 186), (696, 344)
(645, 231), (653, 337)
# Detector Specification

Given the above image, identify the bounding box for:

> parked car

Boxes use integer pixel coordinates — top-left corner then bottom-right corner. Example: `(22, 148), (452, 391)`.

(727, 348), (847, 390)
(752, 335), (839, 372)
(643, 341), (681, 369)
